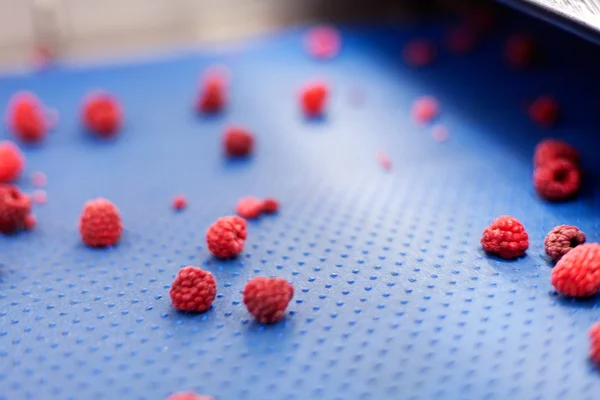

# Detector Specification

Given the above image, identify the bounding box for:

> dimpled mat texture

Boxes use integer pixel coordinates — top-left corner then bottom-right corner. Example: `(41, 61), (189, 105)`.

(2, 9), (600, 400)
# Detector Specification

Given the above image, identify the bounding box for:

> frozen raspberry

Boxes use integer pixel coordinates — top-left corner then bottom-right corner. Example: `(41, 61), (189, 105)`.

(79, 198), (123, 247)
(412, 96), (439, 124)
(24, 214), (36, 231)
(529, 96), (559, 127)
(551, 243), (600, 297)
(534, 139), (579, 168)
(544, 225), (586, 262)
(590, 323), (600, 367)
(0, 184), (31, 234)
(82, 92), (122, 137)
(166, 392), (214, 400)
(223, 126), (254, 158)
(481, 216), (529, 259)
(169, 266), (217, 313)
(7, 92), (47, 144)
(197, 69), (227, 114)
(172, 195), (187, 211)
(300, 82), (328, 118)
(403, 39), (436, 67)
(305, 26), (341, 59)
(261, 198), (279, 214)
(206, 216), (247, 259)
(533, 159), (580, 202)
(243, 277), (294, 324)
(505, 34), (538, 68)
(236, 197), (262, 220)
(0, 141), (25, 183)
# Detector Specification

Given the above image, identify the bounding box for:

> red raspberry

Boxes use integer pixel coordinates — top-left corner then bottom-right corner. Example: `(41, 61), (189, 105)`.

(481, 216), (529, 259)
(412, 96), (439, 124)
(533, 159), (580, 201)
(24, 214), (36, 231)
(505, 34), (538, 68)
(261, 198), (279, 214)
(236, 197), (262, 220)
(544, 225), (586, 262)
(172, 195), (187, 211)
(0, 184), (31, 234)
(0, 141), (25, 183)
(305, 26), (341, 59)
(169, 266), (217, 313)
(243, 277), (294, 324)
(300, 82), (328, 118)
(590, 323), (600, 367)
(79, 198), (123, 247)
(533, 139), (579, 168)
(223, 126), (254, 158)
(166, 392), (214, 400)
(528, 96), (559, 127)
(403, 39), (436, 67)
(552, 243), (600, 297)
(206, 216), (247, 259)
(197, 69), (227, 114)
(7, 92), (47, 144)
(82, 92), (122, 137)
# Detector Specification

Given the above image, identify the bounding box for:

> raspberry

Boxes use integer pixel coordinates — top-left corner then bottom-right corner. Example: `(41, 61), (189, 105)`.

(32, 189), (47, 205)
(533, 159), (580, 201)
(551, 243), (600, 297)
(243, 277), (294, 324)
(261, 198), (279, 214)
(305, 26), (341, 59)
(528, 96), (559, 127)
(0, 184), (32, 234)
(7, 92), (47, 144)
(172, 195), (187, 211)
(533, 139), (579, 168)
(505, 34), (538, 68)
(236, 197), (262, 220)
(223, 126), (254, 158)
(300, 82), (328, 118)
(82, 92), (122, 137)
(197, 69), (227, 114)
(166, 392), (214, 400)
(590, 323), (600, 367)
(544, 225), (586, 262)
(31, 171), (47, 187)
(0, 141), (25, 183)
(377, 151), (392, 171)
(446, 26), (477, 54)
(481, 216), (529, 259)
(24, 214), (36, 231)
(412, 96), (439, 124)
(79, 198), (123, 247)
(206, 216), (247, 259)
(169, 266), (217, 313)
(403, 39), (436, 67)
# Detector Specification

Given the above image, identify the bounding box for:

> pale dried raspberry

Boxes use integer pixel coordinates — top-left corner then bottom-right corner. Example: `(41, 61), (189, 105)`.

(169, 266), (217, 313)
(0, 141), (25, 183)
(403, 39), (436, 67)
(0, 184), (31, 234)
(236, 197), (262, 220)
(534, 139), (579, 168)
(243, 277), (294, 324)
(82, 92), (122, 137)
(300, 82), (328, 118)
(529, 96), (559, 127)
(412, 96), (439, 124)
(79, 198), (123, 247)
(223, 126), (254, 157)
(305, 26), (341, 59)
(7, 92), (47, 144)
(166, 392), (214, 400)
(261, 198), (279, 214)
(24, 214), (36, 231)
(172, 195), (187, 211)
(552, 244), (600, 297)
(197, 68), (227, 114)
(481, 216), (529, 259)
(533, 159), (580, 202)
(590, 323), (600, 367)
(544, 225), (585, 262)
(505, 34), (539, 68)
(206, 216), (247, 259)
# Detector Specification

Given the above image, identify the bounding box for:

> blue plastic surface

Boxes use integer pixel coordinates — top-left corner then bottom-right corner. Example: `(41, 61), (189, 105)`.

(2, 10), (600, 400)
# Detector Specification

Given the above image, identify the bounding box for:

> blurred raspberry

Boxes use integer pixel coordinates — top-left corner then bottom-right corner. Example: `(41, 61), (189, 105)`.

(590, 323), (600, 367)
(169, 266), (217, 313)
(236, 197), (262, 220)
(552, 243), (600, 297)
(31, 171), (47, 187)
(0, 184), (31, 234)
(223, 126), (254, 157)
(243, 277), (294, 324)
(206, 216), (247, 259)
(166, 392), (214, 400)
(172, 195), (187, 211)
(534, 139), (579, 168)
(261, 198), (279, 214)
(544, 225), (585, 261)
(481, 216), (529, 259)
(505, 34), (539, 68)
(82, 92), (122, 137)
(24, 214), (36, 231)
(377, 151), (392, 171)
(7, 92), (47, 144)
(300, 82), (328, 118)
(197, 69), (227, 114)
(412, 96), (439, 124)
(79, 198), (123, 247)
(403, 39), (436, 67)
(533, 159), (580, 201)
(446, 26), (477, 54)
(432, 124), (449, 142)
(32, 189), (47, 205)
(529, 96), (559, 127)
(305, 26), (341, 59)
(0, 141), (25, 183)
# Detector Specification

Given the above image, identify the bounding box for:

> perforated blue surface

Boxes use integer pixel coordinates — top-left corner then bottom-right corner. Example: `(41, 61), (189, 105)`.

(2, 11), (600, 400)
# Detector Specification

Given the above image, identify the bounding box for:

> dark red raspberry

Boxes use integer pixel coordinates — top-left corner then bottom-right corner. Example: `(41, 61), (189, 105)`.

(590, 323), (600, 367)
(261, 198), (279, 214)
(533, 139), (579, 168)
(8, 92), (47, 144)
(197, 69), (227, 114)
(24, 214), (36, 231)
(79, 198), (123, 247)
(223, 126), (254, 157)
(300, 82), (328, 118)
(528, 96), (559, 127)
(544, 225), (586, 262)
(172, 195), (187, 211)
(481, 216), (529, 259)
(166, 392), (214, 400)
(206, 216), (247, 259)
(533, 159), (580, 201)
(403, 39), (436, 67)
(412, 96), (439, 124)
(243, 277), (294, 324)
(0, 141), (25, 183)
(505, 34), (538, 68)
(0, 184), (31, 234)
(82, 92), (122, 137)
(236, 197), (262, 220)
(552, 243), (600, 297)
(305, 26), (341, 59)
(169, 266), (217, 313)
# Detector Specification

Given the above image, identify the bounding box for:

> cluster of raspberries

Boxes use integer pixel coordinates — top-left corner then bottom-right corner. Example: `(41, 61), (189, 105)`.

(533, 139), (581, 201)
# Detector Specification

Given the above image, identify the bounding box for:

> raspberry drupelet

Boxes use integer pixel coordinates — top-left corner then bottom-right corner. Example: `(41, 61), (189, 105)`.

(169, 266), (217, 313)
(197, 69), (227, 114)
(0, 141), (25, 183)
(534, 139), (579, 168)
(590, 323), (600, 368)
(544, 225), (586, 262)
(166, 392), (214, 400)
(79, 198), (123, 247)
(236, 197), (262, 220)
(533, 159), (580, 201)
(261, 198), (280, 214)
(206, 216), (247, 259)
(552, 243), (600, 297)
(481, 216), (529, 259)
(0, 184), (32, 234)
(7, 92), (47, 144)
(305, 26), (341, 59)
(300, 82), (328, 118)
(243, 277), (294, 324)
(223, 126), (254, 158)
(82, 91), (122, 138)
(528, 96), (559, 127)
